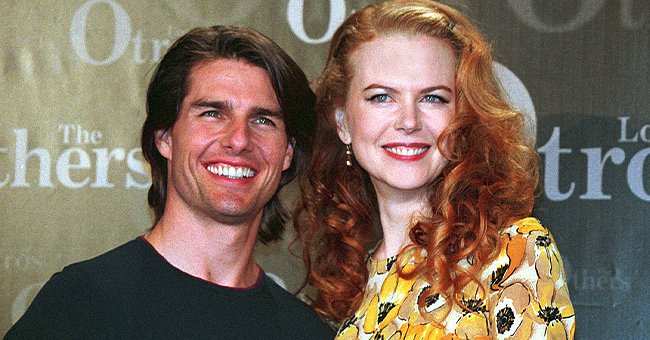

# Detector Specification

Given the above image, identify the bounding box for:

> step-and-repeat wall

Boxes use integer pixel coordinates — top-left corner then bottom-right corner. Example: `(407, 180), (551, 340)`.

(1, 1), (648, 337)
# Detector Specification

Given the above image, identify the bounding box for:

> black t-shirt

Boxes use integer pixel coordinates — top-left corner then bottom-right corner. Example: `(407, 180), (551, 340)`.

(5, 237), (335, 339)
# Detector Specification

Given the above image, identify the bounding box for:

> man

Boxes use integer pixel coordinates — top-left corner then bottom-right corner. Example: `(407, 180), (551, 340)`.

(5, 26), (333, 339)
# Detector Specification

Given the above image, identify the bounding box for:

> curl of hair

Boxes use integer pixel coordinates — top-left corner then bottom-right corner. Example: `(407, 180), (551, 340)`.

(294, 0), (538, 322)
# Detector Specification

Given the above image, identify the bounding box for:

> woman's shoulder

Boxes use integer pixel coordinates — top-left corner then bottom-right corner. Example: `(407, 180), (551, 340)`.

(487, 216), (564, 288)
(477, 217), (575, 338)
(495, 217), (561, 257)
(499, 217), (550, 238)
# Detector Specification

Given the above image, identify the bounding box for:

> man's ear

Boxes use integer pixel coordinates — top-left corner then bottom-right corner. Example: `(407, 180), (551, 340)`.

(155, 128), (172, 160)
(282, 138), (295, 171)
(335, 109), (351, 144)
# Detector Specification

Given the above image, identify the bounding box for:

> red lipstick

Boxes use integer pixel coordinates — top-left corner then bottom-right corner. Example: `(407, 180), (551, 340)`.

(382, 143), (430, 161)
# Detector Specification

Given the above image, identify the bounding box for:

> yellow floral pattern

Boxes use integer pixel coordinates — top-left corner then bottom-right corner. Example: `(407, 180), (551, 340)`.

(335, 218), (575, 339)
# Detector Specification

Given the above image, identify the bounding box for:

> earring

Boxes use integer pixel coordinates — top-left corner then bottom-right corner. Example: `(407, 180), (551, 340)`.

(345, 144), (352, 167)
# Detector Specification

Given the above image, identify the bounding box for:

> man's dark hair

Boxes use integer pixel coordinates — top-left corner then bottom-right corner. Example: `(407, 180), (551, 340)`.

(141, 25), (315, 243)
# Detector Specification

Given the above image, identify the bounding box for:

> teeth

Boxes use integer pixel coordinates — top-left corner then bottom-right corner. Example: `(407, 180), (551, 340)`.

(207, 164), (255, 179)
(385, 146), (429, 156)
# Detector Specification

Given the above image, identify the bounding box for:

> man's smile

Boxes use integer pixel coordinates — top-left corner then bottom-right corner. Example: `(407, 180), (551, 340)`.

(206, 163), (256, 179)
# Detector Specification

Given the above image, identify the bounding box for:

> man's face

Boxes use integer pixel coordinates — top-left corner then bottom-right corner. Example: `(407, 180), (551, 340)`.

(156, 58), (293, 226)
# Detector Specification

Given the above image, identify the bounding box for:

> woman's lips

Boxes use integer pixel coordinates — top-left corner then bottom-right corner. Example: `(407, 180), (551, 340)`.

(382, 143), (430, 161)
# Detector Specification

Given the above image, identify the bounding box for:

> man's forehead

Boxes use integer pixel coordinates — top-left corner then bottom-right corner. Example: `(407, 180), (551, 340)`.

(183, 58), (282, 112)
(189, 58), (273, 88)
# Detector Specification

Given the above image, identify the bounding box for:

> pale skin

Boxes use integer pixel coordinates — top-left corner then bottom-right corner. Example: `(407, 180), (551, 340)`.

(337, 34), (457, 260)
(145, 59), (293, 288)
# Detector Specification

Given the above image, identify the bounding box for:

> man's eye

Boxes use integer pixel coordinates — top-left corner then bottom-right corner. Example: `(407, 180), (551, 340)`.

(202, 110), (222, 117)
(254, 117), (275, 126)
(422, 95), (449, 104)
(368, 94), (389, 103)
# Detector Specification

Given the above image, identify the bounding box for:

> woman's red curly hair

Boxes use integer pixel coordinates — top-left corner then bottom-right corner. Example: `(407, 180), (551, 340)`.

(294, 0), (539, 322)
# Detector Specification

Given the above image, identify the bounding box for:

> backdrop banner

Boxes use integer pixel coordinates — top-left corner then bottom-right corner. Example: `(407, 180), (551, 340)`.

(1, 1), (648, 338)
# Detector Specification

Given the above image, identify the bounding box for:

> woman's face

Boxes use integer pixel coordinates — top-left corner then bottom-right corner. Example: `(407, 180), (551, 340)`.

(337, 33), (456, 198)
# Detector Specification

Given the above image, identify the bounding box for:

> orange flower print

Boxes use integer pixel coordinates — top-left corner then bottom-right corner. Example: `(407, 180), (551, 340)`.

(528, 229), (575, 338)
(335, 218), (574, 340)
(365, 260), (415, 332)
(491, 282), (534, 338)
(489, 218), (575, 339)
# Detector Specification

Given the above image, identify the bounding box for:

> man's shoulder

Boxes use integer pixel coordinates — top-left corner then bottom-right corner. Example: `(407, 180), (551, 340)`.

(38, 236), (154, 301)
(4, 238), (148, 339)
(262, 276), (308, 309)
(67, 237), (145, 269)
(59, 237), (148, 281)
(262, 276), (336, 339)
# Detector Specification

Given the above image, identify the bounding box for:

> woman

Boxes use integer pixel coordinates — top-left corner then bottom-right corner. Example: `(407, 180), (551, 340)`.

(295, 0), (575, 338)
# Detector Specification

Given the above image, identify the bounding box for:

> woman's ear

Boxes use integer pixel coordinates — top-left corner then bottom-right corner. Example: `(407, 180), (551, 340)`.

(335, 109), (351, 144)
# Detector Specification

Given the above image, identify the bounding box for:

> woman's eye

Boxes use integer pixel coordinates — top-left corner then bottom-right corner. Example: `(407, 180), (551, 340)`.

(422, 94), (449, 104)
(368, 94), (389, 103)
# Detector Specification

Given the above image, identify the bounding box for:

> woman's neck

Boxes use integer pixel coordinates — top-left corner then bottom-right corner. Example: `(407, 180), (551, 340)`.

(373, 187), (430, 259)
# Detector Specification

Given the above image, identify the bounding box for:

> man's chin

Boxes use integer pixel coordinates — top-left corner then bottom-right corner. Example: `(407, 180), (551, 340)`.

(206, 204), (265, 227)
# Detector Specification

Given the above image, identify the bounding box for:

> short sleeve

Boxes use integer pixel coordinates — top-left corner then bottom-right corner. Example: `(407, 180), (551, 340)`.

(488, 217), (576, 339)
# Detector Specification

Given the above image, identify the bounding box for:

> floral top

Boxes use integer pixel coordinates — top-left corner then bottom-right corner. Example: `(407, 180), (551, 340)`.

(335, 218), (575, 339)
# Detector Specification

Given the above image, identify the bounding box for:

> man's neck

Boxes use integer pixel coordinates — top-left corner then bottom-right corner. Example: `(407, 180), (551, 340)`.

(144, 211), (263, 289)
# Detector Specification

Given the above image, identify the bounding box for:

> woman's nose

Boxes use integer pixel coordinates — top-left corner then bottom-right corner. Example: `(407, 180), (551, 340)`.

(394, 103), (422, 133)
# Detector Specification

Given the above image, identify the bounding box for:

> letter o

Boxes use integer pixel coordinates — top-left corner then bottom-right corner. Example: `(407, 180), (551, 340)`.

(11, 282), (46, 323)
(287, 0), (345, 44)
(627, 148), (650, 201)
(70, 0), (132, 65)
(493, 62), (537, 145)
(640, 125), (650, 142)
(506, 0), (606, 33)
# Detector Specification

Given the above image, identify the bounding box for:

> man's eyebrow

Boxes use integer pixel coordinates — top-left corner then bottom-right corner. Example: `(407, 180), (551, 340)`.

(192, 100), (228, 110)
(192, 100), (283, 119)
(252, 107), (284, 119)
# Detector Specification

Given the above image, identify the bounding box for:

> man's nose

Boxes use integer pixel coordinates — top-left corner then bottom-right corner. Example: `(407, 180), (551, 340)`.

(222, 118), (251, 153)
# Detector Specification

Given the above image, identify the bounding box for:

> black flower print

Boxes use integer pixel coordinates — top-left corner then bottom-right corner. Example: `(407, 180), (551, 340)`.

(386, 256), (397, 271)
(496, 306), (515, 334)
(535, 235), (551, 247)
(377, 302), (396, 323)
(538, 306), (562, 324)
(461, 298), (487, 314)
(423, 293), (440, 309)
(338, 315), (358, 335)
(491, 263), (509, 286)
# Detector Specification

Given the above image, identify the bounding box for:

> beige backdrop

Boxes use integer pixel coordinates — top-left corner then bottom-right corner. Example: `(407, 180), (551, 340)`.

(2, 1), (648, 338)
